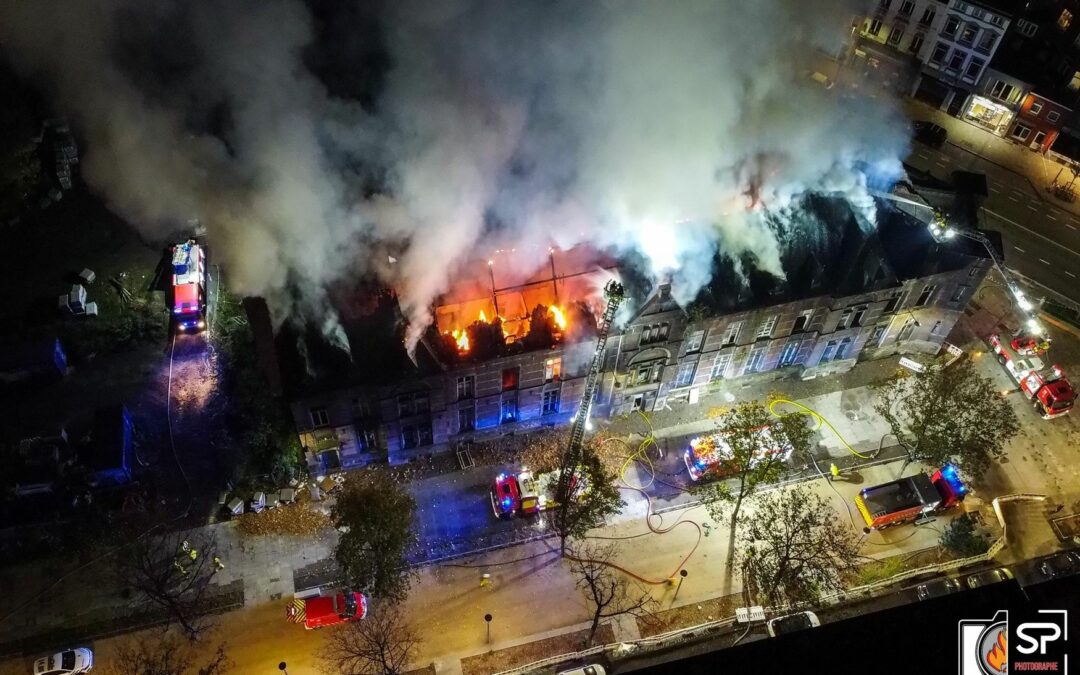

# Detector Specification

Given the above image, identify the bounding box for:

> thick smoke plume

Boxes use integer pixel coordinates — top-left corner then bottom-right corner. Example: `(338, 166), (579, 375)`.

(1, 0), (906, 351)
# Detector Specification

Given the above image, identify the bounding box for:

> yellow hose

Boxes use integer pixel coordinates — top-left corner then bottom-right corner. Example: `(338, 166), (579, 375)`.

(767, 398), (873, 459)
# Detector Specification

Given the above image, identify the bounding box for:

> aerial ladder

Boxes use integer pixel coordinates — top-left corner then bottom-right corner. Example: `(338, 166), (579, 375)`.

(875, 189), (1050, 353)
(553, 279), (626, 507)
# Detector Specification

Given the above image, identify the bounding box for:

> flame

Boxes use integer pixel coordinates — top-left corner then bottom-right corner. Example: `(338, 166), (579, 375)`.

(549, 305), (567, 331)
(479, 310), (488, 323)
(984, 629), (1007, 673)
(451, 328), (469, 352)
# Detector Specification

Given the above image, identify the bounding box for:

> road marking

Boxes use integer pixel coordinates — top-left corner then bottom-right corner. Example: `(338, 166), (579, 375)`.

(935, 162), (948, 169)
(917, 152), (930, 160)
(1046, 213), (1057, 221)
(1068, 223), (1077, 230)
(1027, 205), (1039, 212)
(1040, 258), (1051, 265)
(1068, 271), (1077, 278)
(985, 208), (1080, 259)
(1014, 246), (1026, 253)
(1008, 196), (1021, 202)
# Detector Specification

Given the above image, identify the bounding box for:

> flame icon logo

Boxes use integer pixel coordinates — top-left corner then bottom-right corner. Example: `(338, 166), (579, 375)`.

(983, 629), (1008, 673)
(975, 619), (1010, 675)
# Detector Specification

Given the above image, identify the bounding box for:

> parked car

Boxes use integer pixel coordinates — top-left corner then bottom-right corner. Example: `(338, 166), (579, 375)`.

(966, 568), (1014, 589)
(766, 611), (821, 637)
(913, 120), (947, 149)
(1038, 551), (1080, 579)
(916, 577), (963, 600)
(33, 648), (93, 675)
(558, 666), (606, 675)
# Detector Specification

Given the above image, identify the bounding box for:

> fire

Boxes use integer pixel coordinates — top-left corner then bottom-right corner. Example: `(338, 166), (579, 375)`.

(452, 328), (469, 352)
(549, 305), (567, 331)
(479, 310), (488, 323)
(984, 629), (1007, 673)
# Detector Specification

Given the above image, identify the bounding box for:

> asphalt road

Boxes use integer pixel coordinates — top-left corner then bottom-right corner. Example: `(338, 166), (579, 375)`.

(904, 140), (1080, 305)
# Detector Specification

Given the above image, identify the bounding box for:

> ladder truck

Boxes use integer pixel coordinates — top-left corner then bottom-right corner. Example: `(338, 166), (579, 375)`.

(553, 280), (625, 510)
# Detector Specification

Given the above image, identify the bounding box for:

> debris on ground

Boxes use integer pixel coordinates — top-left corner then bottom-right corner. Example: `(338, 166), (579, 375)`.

(236, 500), (332, 537)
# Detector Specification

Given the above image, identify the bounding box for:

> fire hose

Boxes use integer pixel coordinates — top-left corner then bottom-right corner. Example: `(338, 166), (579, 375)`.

(767, 397), (875, 460)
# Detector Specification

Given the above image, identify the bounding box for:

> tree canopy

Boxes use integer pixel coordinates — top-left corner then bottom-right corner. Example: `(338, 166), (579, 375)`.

(874, 357), (1020, 479)
(551, 448), (624, 555)
(332, 471), (417, 603)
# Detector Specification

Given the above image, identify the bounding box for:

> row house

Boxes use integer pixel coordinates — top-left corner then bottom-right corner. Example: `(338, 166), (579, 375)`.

(288, 203), (992, 470)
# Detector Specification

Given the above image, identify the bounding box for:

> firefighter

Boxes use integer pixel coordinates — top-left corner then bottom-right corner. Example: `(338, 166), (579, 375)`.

(212, 556), (225, 571)
(188, 547), (198, 563)
(829, 463), (841, 481)
(480, 573), (492, 588)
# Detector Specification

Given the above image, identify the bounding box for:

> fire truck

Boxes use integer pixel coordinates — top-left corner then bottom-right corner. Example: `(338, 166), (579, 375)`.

(170, 239), (206, 332)
(683, 426), (793, 482)
(855, 465), (967, 531)
(489, 469), (578, 518)
(286, 590), (367, 629)
(989, 333), (1075, 419)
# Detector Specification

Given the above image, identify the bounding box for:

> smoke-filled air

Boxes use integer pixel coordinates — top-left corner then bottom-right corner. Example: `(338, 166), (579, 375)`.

(0, 0), (908, 352)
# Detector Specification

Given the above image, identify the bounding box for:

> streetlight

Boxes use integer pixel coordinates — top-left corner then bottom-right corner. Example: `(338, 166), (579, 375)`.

(484, 613), (493, 645)
(278, 663), (288, 675)
(673, 569), (689, 602)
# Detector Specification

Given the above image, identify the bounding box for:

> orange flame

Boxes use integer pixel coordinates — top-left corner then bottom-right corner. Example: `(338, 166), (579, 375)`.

(479, 310), (488, 323)
(451, 328), (469, 352)
(549, 305), (567, 331)
(984, 629), (1007, 673)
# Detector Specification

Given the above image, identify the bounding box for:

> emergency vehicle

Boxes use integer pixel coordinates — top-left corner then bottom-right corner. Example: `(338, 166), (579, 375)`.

(490, 472), (522, 519)
(684, 426), (793, 482)
(989, 333), (1075, 419)
(490, 469), (580, 518)
(171, 239), (206, 332)
(286, 590), (367, 629)
(855, 464), (966, 530)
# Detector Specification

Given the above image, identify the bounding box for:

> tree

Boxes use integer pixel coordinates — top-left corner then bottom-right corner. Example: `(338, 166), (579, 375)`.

(104, 631), (230, 675)
(332, 471), (417, 603)
(940, 513), (990, 557)
(319, 606), (421, 675)
(874, 357), (1020, 479)
(117, 529), (220, 639)
(693, 401), (814, 565)
(551, 449), (625, 556)
(738, 486), (862, 607)
(567, 540), (655, 645)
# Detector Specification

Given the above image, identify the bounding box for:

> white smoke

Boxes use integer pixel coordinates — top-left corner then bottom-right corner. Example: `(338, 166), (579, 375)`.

(0, 0), (906, 352)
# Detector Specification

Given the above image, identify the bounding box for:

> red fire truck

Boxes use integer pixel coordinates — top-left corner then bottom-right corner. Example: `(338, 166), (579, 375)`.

(170, 239), (206, 332)
(855, 465), (967, 531)
(286, 590), (367, 629)
(489, 469), (579, 518)
(989, 334), (1075, 419)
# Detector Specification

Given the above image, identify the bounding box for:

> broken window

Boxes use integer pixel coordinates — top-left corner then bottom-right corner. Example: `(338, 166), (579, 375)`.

(884, 290), (907, 314)
(723, 321), (742, 346)
(685, 330), (704, 353)
(502, 367), (519, 391)
(791, 309), (813, 334)
(544, 357), (562, 383)
(916, 284), (936, 306)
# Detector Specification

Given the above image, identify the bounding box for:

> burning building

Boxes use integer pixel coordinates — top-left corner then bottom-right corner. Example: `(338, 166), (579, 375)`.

(287, 192), (993, 470)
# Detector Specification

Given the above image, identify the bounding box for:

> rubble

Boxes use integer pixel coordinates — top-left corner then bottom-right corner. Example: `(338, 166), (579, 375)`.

(236, 500), (332, 537)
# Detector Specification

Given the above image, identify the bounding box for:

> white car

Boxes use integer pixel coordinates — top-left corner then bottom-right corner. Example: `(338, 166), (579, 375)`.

(766, 611), (820, 637)
(33, 648), (93, 675)
(558, 666), (606, 675)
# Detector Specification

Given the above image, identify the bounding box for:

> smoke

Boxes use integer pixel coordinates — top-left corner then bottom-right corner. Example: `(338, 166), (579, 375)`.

(1, 0), (906, 352)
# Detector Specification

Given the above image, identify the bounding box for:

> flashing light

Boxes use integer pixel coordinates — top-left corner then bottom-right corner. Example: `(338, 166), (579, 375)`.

(501, 497), (512, 508)
(585, 419), (593, 431)
(197, 320), (206, 328)
(944, 227), (957, 239)
(173, 307), (183, 314)
(1027, 318), (1042, 333)
(497, 473), (507, 481)
(939, 463), (968, 495)
(1053, 365), (1064, 377)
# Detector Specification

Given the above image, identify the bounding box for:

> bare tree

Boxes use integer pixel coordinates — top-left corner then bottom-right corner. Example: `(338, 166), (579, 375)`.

(117, 529), (220, 639)
(567, 541), (655, 645)
(319, 607), (421, 675)
(738, 486), (862, 607)
(103, 630), (230, 675)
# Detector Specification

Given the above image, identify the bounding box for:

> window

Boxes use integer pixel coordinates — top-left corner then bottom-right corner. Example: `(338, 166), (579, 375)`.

(456, 375), (475, 400)
(970, 7), (984, 20)
(868, 19), (883, 36)
(779, 342), (800, 367)
(959, 24), (977, 45)
(965, 57), (984, 80)
(990, 14), (1004, 27)
(884, 290), (907, 313)
(834, 337), (853, 360)
(899, 0), (914, 16)
(642, 326), (655, 343)
(310, 407), (330, 428)
(1059, 9), (1073, 31)
(930, 42), (949, 65)
(1048, 110), (1061, 123)
(930, 320), (944, 336)
(400, 424), (432, 449)
(685, 330), (704, 353)
(943, 16), (960, 37)
(1034, 131), (1047, 146)
(820, 341), (838, 364)
(542, 389), (561, 415)
(458, 405), (475, 432)
(976, 31), (997, 53)
(710, 353), (731, 380)
(675, 362), (695, 387)
(948, 51), (966, 71)
(834, 308), (852, 330)
(968, 265), (980, 278)
(910, 33), (925, 54)
(632, 394), (647, 412)
(852, 306), (868, 328)
(658, 323), (670, 340)
(791, 309), (813, 333)
(357, 427), (378, 452)
(634, 363), (652, 385)
(353, 399), (373, 419)
(641, 323), (670, 345)
(501, 396), (518, 423)
(898, 319), (918, 341)
(888, 26), (904, 45)
(544, 357), (562, 383)
(916, 284), (936, 306)
(745, 350), (766, 374)
(756, 315), (778, 339)
(870, 325), (887, 346)
(1029, 101), (1044, 116)
(502, 367), (519, 391)
(920, 7), (936, 26)
(1012, 123), (1032, 141)
(1016, 19), (1038, 37)
(723, 321), (742, 346)
(879, 0), (891, 9)
(397, 392), (429, 417)
(950, 285), (968, 302)
(990, 80), (1015, 101)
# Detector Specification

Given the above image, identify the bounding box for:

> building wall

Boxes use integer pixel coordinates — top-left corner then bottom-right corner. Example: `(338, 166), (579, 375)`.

(1008, 93), (1072, 152)
(291, 260), (991, 467)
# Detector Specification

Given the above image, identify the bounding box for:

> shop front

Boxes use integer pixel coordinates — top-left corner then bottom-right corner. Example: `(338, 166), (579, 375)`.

(962, 95), (1014, 136)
